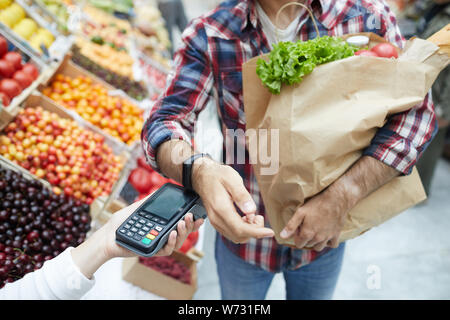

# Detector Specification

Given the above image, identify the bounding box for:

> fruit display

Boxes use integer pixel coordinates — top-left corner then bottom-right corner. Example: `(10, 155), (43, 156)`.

(133, 3), (171, 63)
(74, 37), (133, 78)
(42, 73), (144, 145)
(139, 256), (192, 284)
(139, 57), (168, 92)
(0, 106), (124, 203)
(37, 0), (72, 32)
(0, 165), (91, 288)
(0, 35), (40, 107)
(71, 37), (148, 100)
(81, 5), (131, 52)
(0, 2), (55, 54)
(87, 0), (133, 14)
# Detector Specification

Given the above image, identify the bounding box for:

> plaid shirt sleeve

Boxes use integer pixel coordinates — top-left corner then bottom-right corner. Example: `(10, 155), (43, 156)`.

(141, 19), (213, 172)
(362, 1), (437, 175)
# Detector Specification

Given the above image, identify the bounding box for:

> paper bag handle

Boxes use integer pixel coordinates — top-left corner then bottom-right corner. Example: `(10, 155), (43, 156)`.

(275, 2), (320, 43)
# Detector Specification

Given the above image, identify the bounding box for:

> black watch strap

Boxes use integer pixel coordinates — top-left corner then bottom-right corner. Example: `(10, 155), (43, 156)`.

(182, 153), (210, 190)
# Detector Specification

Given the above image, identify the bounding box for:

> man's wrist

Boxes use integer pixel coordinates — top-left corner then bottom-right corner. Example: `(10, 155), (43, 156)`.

(326, 175), (363, 214)
(191, 156), (217, 194)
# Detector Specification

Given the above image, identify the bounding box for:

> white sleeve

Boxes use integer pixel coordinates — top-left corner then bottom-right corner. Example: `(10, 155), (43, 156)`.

(0, 247), (95, 300)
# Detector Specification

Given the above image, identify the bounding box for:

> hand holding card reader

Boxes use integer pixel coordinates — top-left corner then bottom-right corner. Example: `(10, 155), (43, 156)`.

(115, 183), (207, 257)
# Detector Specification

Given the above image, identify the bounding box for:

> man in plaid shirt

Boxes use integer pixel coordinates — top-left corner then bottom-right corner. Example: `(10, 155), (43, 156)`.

(142, 0), (436, 299)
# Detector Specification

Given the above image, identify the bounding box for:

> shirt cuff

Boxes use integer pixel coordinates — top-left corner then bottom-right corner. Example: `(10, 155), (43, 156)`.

(43, 247), (95, 300)
(142, 120), (192, 173)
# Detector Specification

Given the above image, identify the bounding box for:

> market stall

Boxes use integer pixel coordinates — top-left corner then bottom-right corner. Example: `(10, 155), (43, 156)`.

(0, 0), (204, 300)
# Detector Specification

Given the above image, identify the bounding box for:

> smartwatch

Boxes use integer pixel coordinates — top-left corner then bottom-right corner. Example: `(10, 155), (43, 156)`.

(182, 153), (210, 190)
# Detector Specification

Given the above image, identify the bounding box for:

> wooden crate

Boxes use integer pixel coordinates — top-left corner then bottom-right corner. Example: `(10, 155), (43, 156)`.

(122, 251), (200, 300)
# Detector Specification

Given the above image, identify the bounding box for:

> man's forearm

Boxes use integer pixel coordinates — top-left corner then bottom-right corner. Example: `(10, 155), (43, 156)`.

(156, 140), (195, 183)
(156, 139), (217, 191)
(326, 155), (400, 211)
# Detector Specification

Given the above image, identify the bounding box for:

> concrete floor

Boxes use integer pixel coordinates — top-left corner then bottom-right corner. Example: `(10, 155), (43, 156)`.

(193, 159), (450, 300)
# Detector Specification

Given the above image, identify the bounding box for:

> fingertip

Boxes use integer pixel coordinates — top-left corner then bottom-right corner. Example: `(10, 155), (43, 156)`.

(178, 220), (186, 231)
(280, 229), (291, 239)
(246, 213), (255, 223)
(263, 229), (275, 238)
(170, 230), (177, 242)
(241, 200), (256, 214)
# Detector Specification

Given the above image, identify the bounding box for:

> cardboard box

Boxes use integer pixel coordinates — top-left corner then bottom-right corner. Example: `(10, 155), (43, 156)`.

(90, 197), (127, 225)
(122, 251), (199, 300)
(39, 54), (116, 90)
(0, 106), (19, 131)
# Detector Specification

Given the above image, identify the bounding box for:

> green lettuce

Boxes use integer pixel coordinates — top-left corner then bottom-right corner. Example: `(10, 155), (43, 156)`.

(256, 36), (359, 94)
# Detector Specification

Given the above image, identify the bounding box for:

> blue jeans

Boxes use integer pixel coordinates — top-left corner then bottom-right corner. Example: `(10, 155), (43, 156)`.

(215, 235), (345, 300)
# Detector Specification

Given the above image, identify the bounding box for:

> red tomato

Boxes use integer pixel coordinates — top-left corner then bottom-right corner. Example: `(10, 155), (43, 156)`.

(21, 63), (39, 80)
(178, 238), (193, 253)
(371, 43), (398, 58)
(0, 59), (14, 78)
(13, 70), (33, 89)
(0, 36), (7, 58)
(355, 50), (379, 57)
(128, 167), (153, 194)
(137, 156), (153, 172)
(150, 171), (166, 187)
(3, 52), (23, 70)
(0, 91), (10, 106)
(0, 79), (22, 99)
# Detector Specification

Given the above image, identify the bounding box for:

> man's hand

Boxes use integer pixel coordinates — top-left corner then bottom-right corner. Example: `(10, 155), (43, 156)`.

(280, 156), (399, 251)
(280, 184), (351, 251)
(192, 157), (274, 243)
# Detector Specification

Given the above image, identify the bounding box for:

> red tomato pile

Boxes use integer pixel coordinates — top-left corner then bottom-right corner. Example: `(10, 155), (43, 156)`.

(128, 156), (179, 201)
(355, 43), (399, 59)
(139, 256), (191, 284)
(0, 36), (39, 106)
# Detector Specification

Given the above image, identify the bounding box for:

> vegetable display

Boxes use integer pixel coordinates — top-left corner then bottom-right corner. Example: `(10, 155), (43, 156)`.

(125, 156), (179, 204)
(256, 36), (359, 94)
(0, 36), (40, 105)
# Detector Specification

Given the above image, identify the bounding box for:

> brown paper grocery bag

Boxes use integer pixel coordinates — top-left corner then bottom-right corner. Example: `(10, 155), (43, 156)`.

(243, 35), (449, 246)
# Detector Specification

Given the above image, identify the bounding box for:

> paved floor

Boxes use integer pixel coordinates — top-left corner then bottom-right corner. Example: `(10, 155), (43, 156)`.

(193, 159), (450, 300)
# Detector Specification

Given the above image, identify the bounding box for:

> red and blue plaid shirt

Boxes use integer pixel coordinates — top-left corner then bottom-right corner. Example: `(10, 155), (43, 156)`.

(142, 0), (436, 272)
